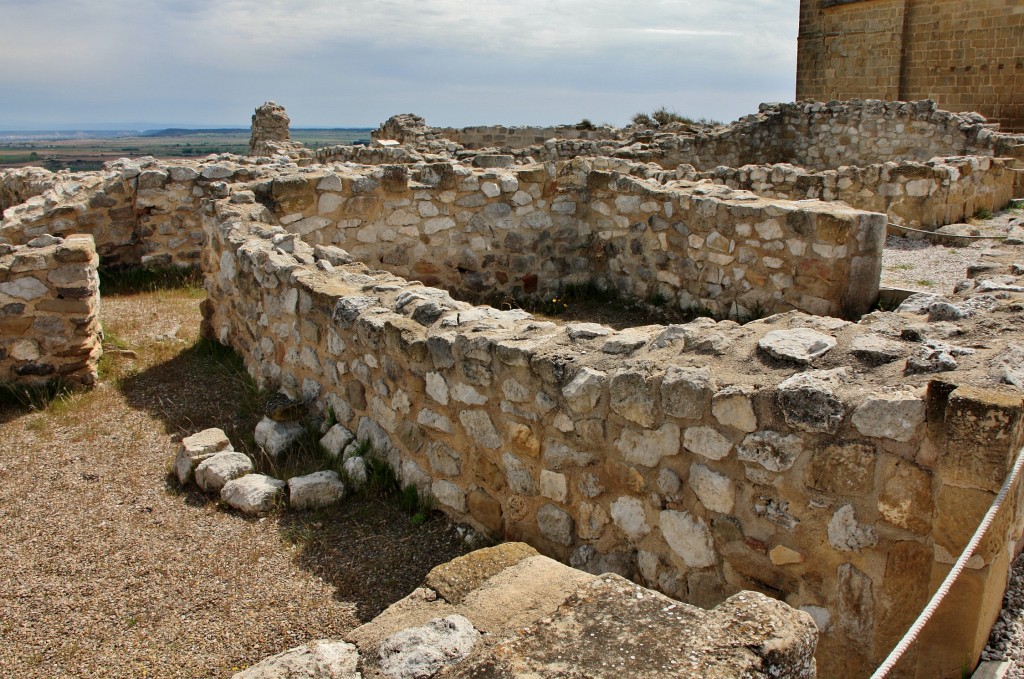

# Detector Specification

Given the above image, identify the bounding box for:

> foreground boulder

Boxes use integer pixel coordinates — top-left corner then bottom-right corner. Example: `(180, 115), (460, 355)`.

(255, 416), (305, 458)
(194, 451), (254, 493)
(288, 470), (346, 510)
(221, 474), (286, 514)
(175, 427), (232, 485)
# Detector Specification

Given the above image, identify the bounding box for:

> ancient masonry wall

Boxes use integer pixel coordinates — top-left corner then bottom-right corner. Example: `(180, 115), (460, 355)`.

(0, 167), (63, 214)
(0, 157), (272, 268)
(681, 156), (1018, 230)
(250, 160), (885, 320)
(0, 234), (101, 388)
(381, 101), (1024, 176)
(202, 197), (1024, 679)
(797, 0), (1024, 132)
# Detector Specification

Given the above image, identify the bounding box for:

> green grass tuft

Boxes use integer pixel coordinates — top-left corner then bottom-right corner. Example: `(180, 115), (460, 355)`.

(99, 265), (204, 296)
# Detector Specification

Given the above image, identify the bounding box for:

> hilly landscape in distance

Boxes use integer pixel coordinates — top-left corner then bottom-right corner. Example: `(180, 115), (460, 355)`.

(0, 127), (374, 172)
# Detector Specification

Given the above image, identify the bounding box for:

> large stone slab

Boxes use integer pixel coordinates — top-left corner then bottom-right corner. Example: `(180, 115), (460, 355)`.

(221, 474), (286, 514)
(231, 639), (360, 678)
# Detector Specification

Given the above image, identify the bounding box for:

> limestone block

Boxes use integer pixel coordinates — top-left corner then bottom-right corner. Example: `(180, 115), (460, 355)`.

(432, 480), (467, 513)
(827, 504), (878, 552)
(503, 453), (536, 495)
(661, 366), (714, 420)
(758, 328), (836, 364)
(806, 441), (875, 496)
(610, 496), (650, 540)
(542, 440), (594, 470)
(220, 474), (286, 514)
(343, 456), (368, 489)
(660, 510), (716, 568)
(609, 368), (656, 427)
(288, 470), (345, 510)
(769, 545), (805, 566)
(614, 423), (680, 467)
(689, 463), (735, 514)
(378, 615), (480, 679)
(230, 639), (360, 679)
(561, 367), (606, 414)
(427, 441), (462, 476)
(851, 391), (925, 442)
(459, 410), (502, 449)
(537, 504), (574, 546)
(255, 416), (305, 458)
(175, 428), (232, 485)
(319, 424), (355, 458)
(195, 451), (254, 494)
(417, 408), (453, 433)
(776, 370), (846, 434)
(401, 459), (432, 494)
(539, 470), (568, 502)
(737, 431), (803, 472)
(0, 276), (48, 300)
(682, 426), (733, 460)
(711, 385), (757, 432)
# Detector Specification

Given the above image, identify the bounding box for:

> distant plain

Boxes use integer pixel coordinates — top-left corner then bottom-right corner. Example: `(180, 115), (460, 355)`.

(0, 128), (373, 172)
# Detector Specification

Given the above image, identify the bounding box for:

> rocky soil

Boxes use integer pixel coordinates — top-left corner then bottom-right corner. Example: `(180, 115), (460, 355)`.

(0, 287), (469, 678)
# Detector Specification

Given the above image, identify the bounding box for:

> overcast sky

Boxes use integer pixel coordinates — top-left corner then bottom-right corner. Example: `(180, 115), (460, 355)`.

(0, 0), (798, 130)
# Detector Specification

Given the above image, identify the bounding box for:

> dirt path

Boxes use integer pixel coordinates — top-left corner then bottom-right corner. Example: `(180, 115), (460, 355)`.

(0, 288), (467, 678)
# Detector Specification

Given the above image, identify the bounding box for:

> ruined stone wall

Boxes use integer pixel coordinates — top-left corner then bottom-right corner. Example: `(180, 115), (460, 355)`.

(0, 157), (275, 267)
(0, 167), (63, 214)
(313, 145), (427, 165)
(252, 160), (885, 320)
(0, 234), (101, 388)
(682, 156), (1018, 230)
(372, 114), (626, 150)
(202, 198), (1024, 678)
(797, 0), (1024, 132)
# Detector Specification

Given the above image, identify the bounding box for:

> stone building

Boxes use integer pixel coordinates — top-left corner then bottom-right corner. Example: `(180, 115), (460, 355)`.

(797, 0), (1024, 131)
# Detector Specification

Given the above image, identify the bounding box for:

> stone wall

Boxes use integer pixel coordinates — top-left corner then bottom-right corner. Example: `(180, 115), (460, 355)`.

(249, 159), (885, 320)
(0, 156), (273, 268)
(797, 0), (1024, 131)
(201, 196), (1024, 678)
(0, 167), (62, 214)
(0, 234), (101, 388)
(372, 113), (626, 150)
(681, 156), (1018, 230)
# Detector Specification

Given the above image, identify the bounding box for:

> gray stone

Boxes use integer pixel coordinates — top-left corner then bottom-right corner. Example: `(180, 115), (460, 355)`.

(711, 386), (757, 432)
(0, 277), (48, 301)
(609, 368), (656, 427)
(176, 428), (233, 484)
(614, 424), (680, 467)
(850, 334), (904, 364)
(896, 292), (944, 314)
(426, 441), (462, 477)
(904, 344), (958, 374)
(255, 417), (306, 458)
(562, 367), (606, 413)
(567, 323), (613, 340)
(503, 453), (536, 495)
(776, 371), (846, 434)
(851, 391), (926, 442)
(221, 474), (287, 514)
(231, 639), (360, 679)
(378, 615), (480, 679)
(343, 456), (368, 489)
(319, 424), (355, 458)
(195, 452), (254, 494)
(610, 496), (651, 540)
(458, 410), (502, 449)
(288, 471), (346, 510)
(682, 426), (733, 460)
(661, 366), (715, 420)
(660, 510), (716, 568)
(827, 504), (878, 552)
(432, 480), (467, 513)
(758, 328), (836, 364)
(657, 467), (683, 498)
(990, 344), (1024, 389)
(542, 440), (594, 470)
(689, 464), (735, 514)
(537, 504), (575, 546)
(737, 431), (803, 472)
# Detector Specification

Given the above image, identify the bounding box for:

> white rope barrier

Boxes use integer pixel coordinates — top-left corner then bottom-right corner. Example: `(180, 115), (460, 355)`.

(871, 445), (1024, 679)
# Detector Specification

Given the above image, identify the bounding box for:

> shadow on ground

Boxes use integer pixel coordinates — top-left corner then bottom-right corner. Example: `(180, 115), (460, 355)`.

(117, 337), (473, 622)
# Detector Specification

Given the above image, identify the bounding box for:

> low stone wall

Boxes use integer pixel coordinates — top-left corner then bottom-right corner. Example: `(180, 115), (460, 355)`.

(202, 196), (1024, 678)
(0, 234), (101, 388)
(386, 101), (1024, 176)
(314, 145), (427, 165)
(682, 156), (1019, 230)
(252, 159), (884, 320)
(0, 157), (275, 267)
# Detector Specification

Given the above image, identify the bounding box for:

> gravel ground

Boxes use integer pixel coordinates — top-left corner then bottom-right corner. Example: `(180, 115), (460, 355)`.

(983, 552), (1024, 676)
(0, 288), (468, 678)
